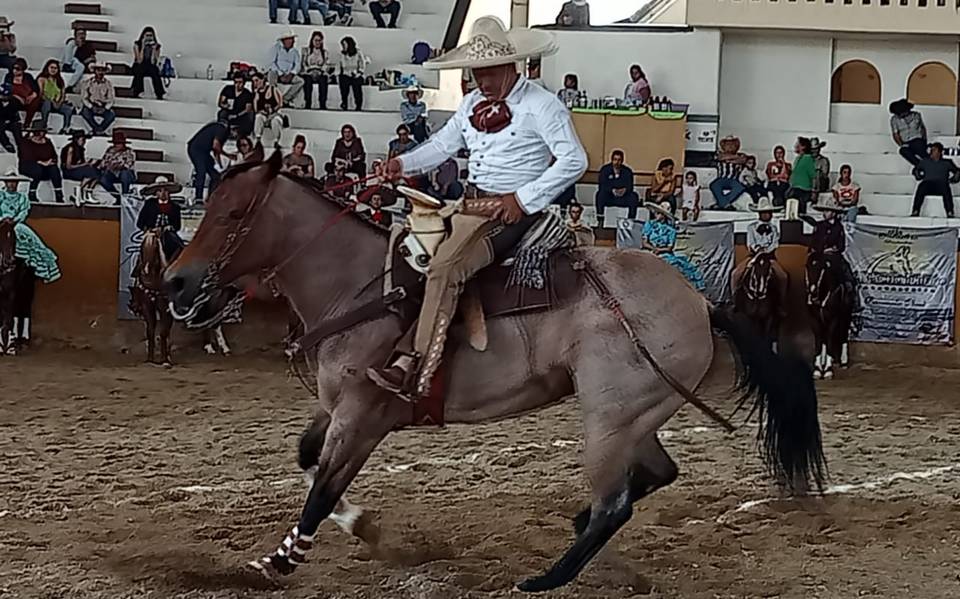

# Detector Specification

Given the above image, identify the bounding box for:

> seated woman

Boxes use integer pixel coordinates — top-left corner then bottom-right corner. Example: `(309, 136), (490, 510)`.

(251, 71), (285, 149)
(282, 134), (315, 178)
(623, 64), (651, 106)
(37, 59), (74, 133)
(641, 201), (705, 291)
(331, 124), (366, 178)
(0, 170), (61, 283)
(556, 73), (580, 107)
(4, 58), (40, 129)
(60, 129), (101, 202)
(647, 158), (678, 210)
(831, 163), (861, 223)
(17, 124), (64, 203)
(136, 176), (184, 260)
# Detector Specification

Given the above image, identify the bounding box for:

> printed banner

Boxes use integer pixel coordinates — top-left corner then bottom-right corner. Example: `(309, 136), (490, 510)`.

(845, 223), (957, 345)
(616, 218), (734, 304)
(117, 195), (141, 320)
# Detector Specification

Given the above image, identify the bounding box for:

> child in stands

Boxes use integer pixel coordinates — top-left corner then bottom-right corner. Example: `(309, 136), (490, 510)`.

(681, 171), (700, 222)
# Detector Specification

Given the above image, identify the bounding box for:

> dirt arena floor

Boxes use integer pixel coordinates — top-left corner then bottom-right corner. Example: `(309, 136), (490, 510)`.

(1, 341), (958, 599)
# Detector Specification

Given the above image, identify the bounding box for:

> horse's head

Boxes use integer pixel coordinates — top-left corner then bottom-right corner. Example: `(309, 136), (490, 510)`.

(745, 253), (773, 301)
(164, 151), (285, 326)
(0, 218), (15, 275)
(805, 251), (840, 305)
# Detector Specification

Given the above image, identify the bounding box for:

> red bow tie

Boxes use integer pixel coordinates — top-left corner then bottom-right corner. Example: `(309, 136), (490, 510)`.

(470, 100), (512, 134)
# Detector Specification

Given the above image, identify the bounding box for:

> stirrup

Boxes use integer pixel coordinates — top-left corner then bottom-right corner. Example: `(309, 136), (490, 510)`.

(366, 352), (420, 400)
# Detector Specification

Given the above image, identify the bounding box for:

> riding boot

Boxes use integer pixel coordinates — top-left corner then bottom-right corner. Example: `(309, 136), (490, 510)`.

(367, 323), (419, 396)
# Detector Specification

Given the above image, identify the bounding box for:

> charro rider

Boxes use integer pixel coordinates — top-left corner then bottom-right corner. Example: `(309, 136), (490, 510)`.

(368, 16), (588, 398)
(137, 176), (185, 261)
(802, 195), (861, 312)
(731, 196), (789, 304)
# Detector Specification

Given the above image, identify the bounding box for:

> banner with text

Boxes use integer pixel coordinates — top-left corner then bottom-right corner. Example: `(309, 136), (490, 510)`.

(616, 219), (734, 304)
(845, 223), (957, 345)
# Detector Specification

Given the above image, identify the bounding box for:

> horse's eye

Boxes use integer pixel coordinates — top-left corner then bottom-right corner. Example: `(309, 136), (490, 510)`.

(228, 209), (245, 220)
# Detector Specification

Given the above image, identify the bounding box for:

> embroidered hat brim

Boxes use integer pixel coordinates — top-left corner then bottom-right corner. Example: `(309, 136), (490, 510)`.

(425, 16), (558, 71)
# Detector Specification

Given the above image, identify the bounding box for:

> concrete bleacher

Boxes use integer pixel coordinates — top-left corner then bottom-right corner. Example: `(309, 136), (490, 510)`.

(3, 0), (455, 202)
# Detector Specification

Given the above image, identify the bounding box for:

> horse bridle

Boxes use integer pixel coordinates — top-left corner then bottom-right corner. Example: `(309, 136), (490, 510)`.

(744, 259), (772, 302)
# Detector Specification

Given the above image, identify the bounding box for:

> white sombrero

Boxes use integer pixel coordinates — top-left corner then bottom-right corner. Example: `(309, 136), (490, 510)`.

(0, 169), (29, 183)
(277, 28), (297, 41)
(142, 176), (183, 197)
(425, 16), (557, 71)
(646, 201), (676, 222)
(402, 85), (423, 98)
(749, 196), (783, 213)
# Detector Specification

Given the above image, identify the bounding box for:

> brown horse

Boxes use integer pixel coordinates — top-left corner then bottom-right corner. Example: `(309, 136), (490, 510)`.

(164, 153), (827, 592)
(733, 253), (785, 349)
(805, 251), (855, 379)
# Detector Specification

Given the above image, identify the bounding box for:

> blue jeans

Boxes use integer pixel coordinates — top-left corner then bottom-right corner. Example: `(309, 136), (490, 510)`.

(101, 169), (136, 197)
(899, 138), (928, 167)
(63, 165), (102, 181)
(80, 106), (116, 134)
(269, 0), (328, 21)
(188, 145), (220, 200)
(595, 189), (640, 219)
(709, 177), (746, 208)
(40, 100), (74, 131)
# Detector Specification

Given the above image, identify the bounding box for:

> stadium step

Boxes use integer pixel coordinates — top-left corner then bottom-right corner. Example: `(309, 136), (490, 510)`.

(64, 3), (102, 15)
(138, 171), (176, 185)
(134, 149), (164, 162)
(108, 63), (132, 76)
(88, 40), (118, 53)
(114, 106), (144, 119)
(114, 127), (154, 141)
(70, 19), (109, 31)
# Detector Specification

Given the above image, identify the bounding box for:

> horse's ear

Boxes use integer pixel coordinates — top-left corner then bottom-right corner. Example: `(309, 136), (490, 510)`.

(249, 142), (265, 164)
(264, 149), (283, 180)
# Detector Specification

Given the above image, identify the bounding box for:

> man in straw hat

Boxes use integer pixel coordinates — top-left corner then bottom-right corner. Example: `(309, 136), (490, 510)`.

(80, 62), (116, 135)
(368, 16), (588, 398)
(137, 175), (184, 260)
(0, 170), (61, 283)
(732, 196), (788, 303)
(400, 84), (429, 143)
(0, 16), (17, 72)
(99, 130), (136, 202)
(267, 29), (304, 106)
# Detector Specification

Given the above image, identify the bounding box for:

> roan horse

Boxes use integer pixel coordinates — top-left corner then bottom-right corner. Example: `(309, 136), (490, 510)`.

(733, 253), (785, 350)
(0, 218), (34, 356)
(805, 251), (855, 379)
(130, 228), (231, 365)
(164, 153), (827, 592)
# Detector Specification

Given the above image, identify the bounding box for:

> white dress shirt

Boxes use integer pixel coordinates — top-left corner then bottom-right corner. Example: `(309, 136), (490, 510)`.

(400, 75), (587, 214)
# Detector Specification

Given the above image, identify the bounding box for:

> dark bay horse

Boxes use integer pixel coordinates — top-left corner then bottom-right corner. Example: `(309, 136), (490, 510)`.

(805, 251), (855, 379)
(130, 229), (232, 365)
(733, 253), (784, 349)
(163, 153), (827, 592)
(0, 219), (34, 356)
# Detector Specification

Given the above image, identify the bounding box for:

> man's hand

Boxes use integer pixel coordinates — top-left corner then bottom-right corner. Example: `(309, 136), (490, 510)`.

(379, 158), (404, 183)
(492, 193), (524, 225)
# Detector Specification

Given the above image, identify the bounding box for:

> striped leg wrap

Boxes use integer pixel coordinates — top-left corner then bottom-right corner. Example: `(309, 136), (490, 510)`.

(275, 526), (315, 567)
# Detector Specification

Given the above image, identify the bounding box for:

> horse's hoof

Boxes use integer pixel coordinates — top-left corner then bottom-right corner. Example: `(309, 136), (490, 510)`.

(222, 349), (232, 357)
(203, 344), (216, 355)
(162, 361), (173, 369)
(813, 369), (823, 380)
(823, 370), (834, 380)
(517, 573), (561, 593)
(246, 558), (283, 587)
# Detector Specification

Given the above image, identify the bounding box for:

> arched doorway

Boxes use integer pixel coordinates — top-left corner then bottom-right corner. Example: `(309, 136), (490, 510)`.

(907, 61), (957, 106)
(830, 60), (882, 104)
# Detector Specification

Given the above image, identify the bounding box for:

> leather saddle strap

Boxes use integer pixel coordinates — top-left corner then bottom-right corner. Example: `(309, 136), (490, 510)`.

(292, 287), (407, 354)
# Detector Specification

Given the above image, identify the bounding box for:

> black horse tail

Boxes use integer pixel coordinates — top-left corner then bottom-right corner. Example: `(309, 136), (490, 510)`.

(710, 306), (828, 494)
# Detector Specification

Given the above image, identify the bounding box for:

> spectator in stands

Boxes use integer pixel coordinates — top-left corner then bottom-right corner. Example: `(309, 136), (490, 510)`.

(890, 98), (928, 168)
(557, 73), (580, 107)
(60, 129), (100, 201)
(811, 137), (830, 198)
(370, 0), (402, 28)
(595, 149), (640, 225)
(251, 71), (285, 148)
(80, 63), (116, 136)
(648, 158), (678, 210)
(301, 31), (332, 111)
(400, 86), (428, 143)
(765, 145), (791, 205)
(18, 124), (64, 203)
(786, 136), (816, 215)
(680, 171), (700, 222)
(323, 160), (353, 198)
(217, 72), (255, 137)
(187, 120), (230, 203)
(283, 134), (316, 178)
(269, 0), (325, 25)
(556, 0), (590, 27)
(288, 0), (311, 25)
(236, 136), (257, 162)
(131, 26), (165, 101)
(332, 123), (366, 177)
(328, 0), (355, 26)
(99, 130), (136, 202)
(624, 64), (651, 106)
(37, 60), (74, 134)
(0, 17), (16, 73)
(565, 202), (595, 247)
(427, 158), (462, 201)
(739, 155), (765, 201)
(268, 30), (305, 107)
(388, 124), (418, 159)
(710, 135), (746, 209)
(338, 37), (366, 112)
(61, 27), (97, 89)
(0, 84), (19, 152)
(912, 142), (959, 218)
(832, 163), (861, 223)
(526, 58), (548, 90)
(5, 59), (40, 129)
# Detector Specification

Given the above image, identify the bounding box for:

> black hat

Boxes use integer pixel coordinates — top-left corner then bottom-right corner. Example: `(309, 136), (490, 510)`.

(68, 128), (92, 140)
(890, 99), (914, 115)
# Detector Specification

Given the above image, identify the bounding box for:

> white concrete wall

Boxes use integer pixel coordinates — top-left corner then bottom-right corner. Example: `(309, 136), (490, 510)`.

(719, 33), (833, 134)
(541, 28), (722, 115)
(831, 39), (958, 135)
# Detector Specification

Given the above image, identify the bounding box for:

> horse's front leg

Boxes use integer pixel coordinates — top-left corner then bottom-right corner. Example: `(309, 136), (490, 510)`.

(144, 301), (158, 364)
(213, 325), (231, 356)
(158, 304), (174, 366)
(248, 384), (402, 580)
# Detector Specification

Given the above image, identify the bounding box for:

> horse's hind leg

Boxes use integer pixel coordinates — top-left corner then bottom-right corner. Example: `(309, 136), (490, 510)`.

(572, 436), (678, 536)
(144, 301), (157, 364)
(202, 329), (217, 355)
(214, 325), (231, 356)
(158, 305), (174, 366)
